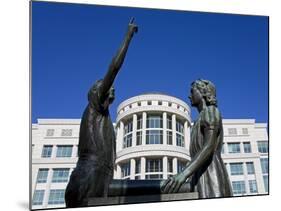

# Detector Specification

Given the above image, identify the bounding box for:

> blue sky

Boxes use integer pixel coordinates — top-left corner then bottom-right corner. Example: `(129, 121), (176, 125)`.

(32, 1), (268, 123)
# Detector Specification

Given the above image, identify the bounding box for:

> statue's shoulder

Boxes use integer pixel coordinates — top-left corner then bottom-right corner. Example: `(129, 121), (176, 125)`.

(200, 106), (221, 129)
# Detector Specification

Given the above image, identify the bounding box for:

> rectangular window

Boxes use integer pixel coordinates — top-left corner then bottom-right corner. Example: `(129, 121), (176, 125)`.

(177, 160), (187, 173)
(176, 133), (185, 147)
(46, 129), (54, 137)
(137, 115), (142, 129)
(135, 159), (141, 174)
(263, 175), (269, 192)
(228, 143), (241, 153)
(258, 141), (268, 153)
(246, 162), (255, 175)
(52, 169), (70, 183)
(56, 145), (73, 157)
(136, 131), (142, 145)
(243, 142), (252, 153)
(176, 120), (184, 133)
(41, 145), (53, 158)
(121, 162), (130, 178)
(48, 189), (65, 205)
(221, 143), (225, 154)
(124, 120), (133, 134)
(167, 131), (173, 145)
(123, 134), (132, 148)
(167, 115), (172, 129)
(32, 190), (45, 205)
(146, 115), (163, 128)
(146, 159), (163, 172)
(228, 128), (237, 135)
(232, 181), (246, 195)
(242, 128), (248, 135)
(260, 158), (268, 174)
(230, 163), (244, 175)
(167, 158), (173, 173)
(37, 169), (49, 183)
(146, 130), (163, 144)
(61, 129), (72, 136)
(145, 174), (163, 180)
(249, 180), (258, 193)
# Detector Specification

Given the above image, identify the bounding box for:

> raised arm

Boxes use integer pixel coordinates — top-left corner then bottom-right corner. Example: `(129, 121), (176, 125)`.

(99, 18), (138, 102)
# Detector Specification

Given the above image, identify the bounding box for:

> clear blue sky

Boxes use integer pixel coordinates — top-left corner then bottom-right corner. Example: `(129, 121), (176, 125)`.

(32, 1), (268, 123)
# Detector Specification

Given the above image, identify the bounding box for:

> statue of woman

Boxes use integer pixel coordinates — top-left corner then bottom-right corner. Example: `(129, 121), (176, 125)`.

(65, 18), (138, 208)
(161, 79), (232, 198)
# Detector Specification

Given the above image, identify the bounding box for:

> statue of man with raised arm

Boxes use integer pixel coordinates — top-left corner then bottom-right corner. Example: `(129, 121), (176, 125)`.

(65, 18), (138, 208)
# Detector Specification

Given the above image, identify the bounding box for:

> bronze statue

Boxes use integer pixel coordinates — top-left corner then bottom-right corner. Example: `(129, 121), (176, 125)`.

(161, 79), (232, 198)
(65, 18), (138, 208)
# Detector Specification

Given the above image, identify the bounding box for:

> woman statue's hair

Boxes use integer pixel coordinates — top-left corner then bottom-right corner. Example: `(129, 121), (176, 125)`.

(191, 79), (217, 106)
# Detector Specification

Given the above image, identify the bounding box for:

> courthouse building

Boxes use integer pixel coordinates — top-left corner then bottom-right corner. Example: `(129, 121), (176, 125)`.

(31, 93), (269, 209)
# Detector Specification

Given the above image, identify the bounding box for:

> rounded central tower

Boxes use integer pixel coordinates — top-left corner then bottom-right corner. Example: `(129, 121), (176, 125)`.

(114, 93), (192, 180)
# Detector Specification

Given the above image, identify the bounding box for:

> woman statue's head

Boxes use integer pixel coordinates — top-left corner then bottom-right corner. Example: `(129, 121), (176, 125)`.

(189, 79), (217, 107)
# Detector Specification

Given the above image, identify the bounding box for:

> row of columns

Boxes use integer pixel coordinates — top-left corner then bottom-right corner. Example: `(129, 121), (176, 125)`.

(116, 112), (190, 151)
(115, 156), (179, 180)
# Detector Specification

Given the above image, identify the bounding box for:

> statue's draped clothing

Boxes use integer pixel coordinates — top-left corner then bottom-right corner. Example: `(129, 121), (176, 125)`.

(189, 106), (232, 198)
(65, 84), (116, 207)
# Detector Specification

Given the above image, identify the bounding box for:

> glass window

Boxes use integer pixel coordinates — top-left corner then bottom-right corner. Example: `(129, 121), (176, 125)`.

(176, 133), (185, 147)
(230, 163), (244, 175)
(146, 159), (163, 172)
(124, 119), (133, 134)
(249, 180), (258, 193)
(242, 128), (248, 135)
(232, 181), (246, 195)
(176, 120), (184, 133)
(135, 159), (141, 174)
(263, 175), (269, 192)
(32, 190), (45, 205)
(228, 128), (237, 135)
(228, 143), (241, 153)
(61, 129), (72, 136)
(56, 145), (73, 157)
(121, 162), (130, 178)
(46, 129), (54, 137)
(41, 145), (53, 158)
(145, 174), (163, 180)
(48, 189), (65, 205)
(246, 162), (255, 175)
(148, 101), (152, 105)
(167, 131), (173, 145)
(158, 101), (162, 105)
(146, 130), (163, 144)
(177, 160), (187, 173)
(37, 169), (49, 183)
(167, 158), (173, 173)
(146, 115), (163, 128)
(221, 143), (225, 154)
(52, 169), (70, 183)
(167, 115), (172, 130)
(260, 158), (268, 174)
(137, 115), (142, 129)
(258, 141), (268, 153)
(243, 142), (252, 153)
(123, 134), (132, 148)
(136, 131), (142, 145)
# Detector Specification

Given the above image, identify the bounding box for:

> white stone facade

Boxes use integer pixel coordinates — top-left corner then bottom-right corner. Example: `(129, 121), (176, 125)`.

(31, 94), (268, 209)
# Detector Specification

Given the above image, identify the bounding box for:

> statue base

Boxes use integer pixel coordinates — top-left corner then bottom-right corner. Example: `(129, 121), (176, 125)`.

(86, 192), (199, 206)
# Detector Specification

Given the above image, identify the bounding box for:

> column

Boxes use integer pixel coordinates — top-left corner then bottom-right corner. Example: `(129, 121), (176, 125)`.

(43, 168), (53, 207)
(140, 157), (146, 179)
(130, 158), (136, 179)
(162, 156), (168, 179)
(117, 121), (124, 151)
(184, 121), (190, 150)
(243, 162), (250, 194)
(142, 112), (147, 145)
(115, 164), (122, 179)
(72, 145), (78, 157)
(172, 157), (178, 175)
(253, 158), (266, 193)
(163, 112), (167, 145)
(51, 145), (57, 158)
(172, 114), (177, 146)
(132, 114), (137, 147)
